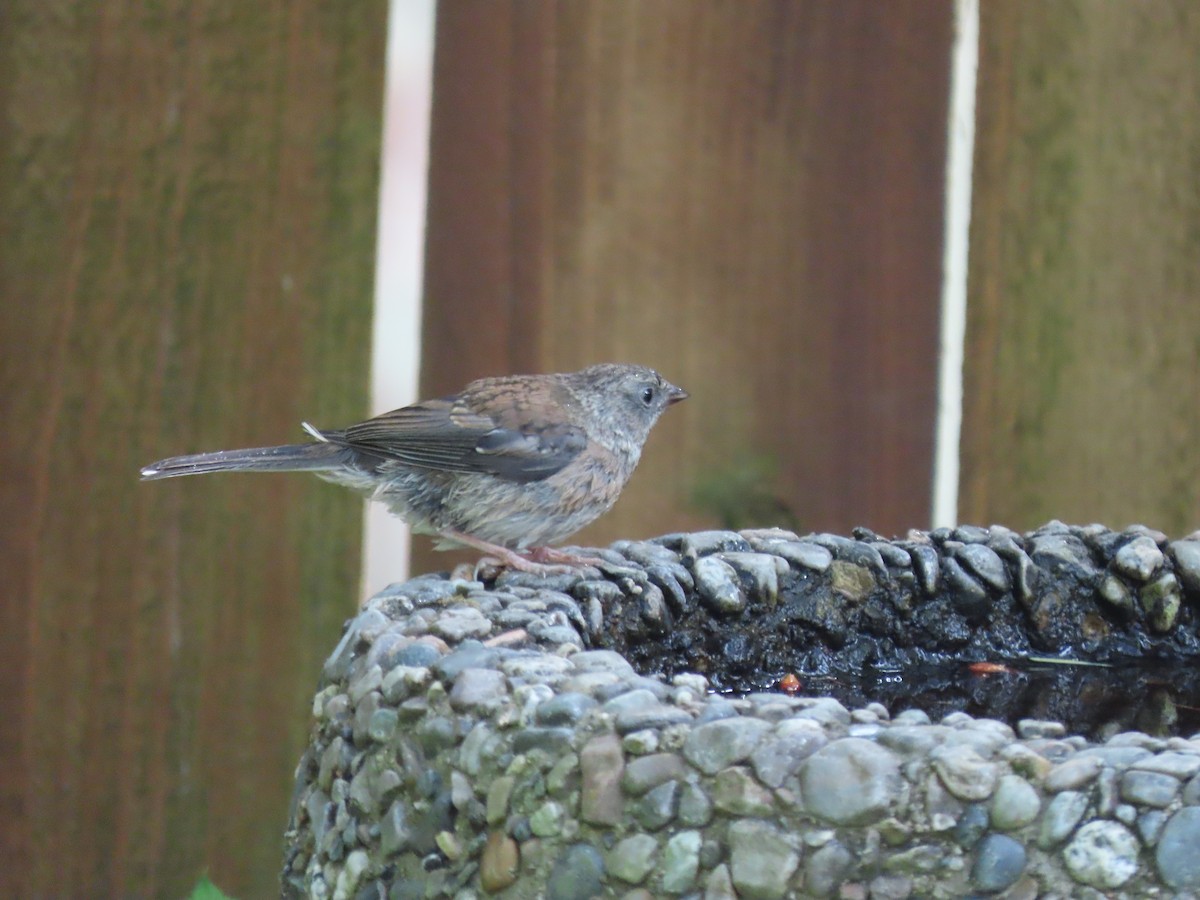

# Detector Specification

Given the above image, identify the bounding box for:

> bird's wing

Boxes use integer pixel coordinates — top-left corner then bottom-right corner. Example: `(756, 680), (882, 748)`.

(331, 394), (587, 484)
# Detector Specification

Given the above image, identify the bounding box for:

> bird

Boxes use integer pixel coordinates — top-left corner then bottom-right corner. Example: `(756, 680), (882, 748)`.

(141, 363), (687, 574)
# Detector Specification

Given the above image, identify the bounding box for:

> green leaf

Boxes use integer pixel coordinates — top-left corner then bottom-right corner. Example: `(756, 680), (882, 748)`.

(189, 875), (235, 900)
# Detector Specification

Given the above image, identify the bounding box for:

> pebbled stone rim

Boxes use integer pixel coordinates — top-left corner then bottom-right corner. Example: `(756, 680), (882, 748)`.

(282, 523), (1200, 898)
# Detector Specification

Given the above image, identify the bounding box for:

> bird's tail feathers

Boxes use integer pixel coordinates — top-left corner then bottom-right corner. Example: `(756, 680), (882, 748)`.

(140, 441), (347, 480)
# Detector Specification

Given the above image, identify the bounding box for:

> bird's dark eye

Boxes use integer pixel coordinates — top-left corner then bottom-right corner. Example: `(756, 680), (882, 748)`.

(641, 386), (656, 406)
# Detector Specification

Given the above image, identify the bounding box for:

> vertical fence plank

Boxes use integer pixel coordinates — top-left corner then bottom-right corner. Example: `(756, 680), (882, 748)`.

(0, 2), (385, 896)
(416, 0), (952, 573)
(962, 2), (1200, 532)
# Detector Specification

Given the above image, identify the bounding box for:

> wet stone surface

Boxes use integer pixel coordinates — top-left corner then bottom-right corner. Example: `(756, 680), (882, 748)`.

(283, 523), (1200, 898)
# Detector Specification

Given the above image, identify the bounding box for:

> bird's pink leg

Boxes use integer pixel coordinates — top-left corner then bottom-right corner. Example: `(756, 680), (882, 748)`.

(440, 530), (575, 575)
(525, 545), (610, 568)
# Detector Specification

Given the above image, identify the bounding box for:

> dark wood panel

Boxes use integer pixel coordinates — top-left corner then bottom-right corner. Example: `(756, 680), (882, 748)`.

(0, 2), (385, 896)
(417, 0), (952, 572)
(962, 1), (1200, 532)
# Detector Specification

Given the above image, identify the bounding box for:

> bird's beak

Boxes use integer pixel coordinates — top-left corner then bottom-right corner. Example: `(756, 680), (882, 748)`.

(666, 383), (689, 405)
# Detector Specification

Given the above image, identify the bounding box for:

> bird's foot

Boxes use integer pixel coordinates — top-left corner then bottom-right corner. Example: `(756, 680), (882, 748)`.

(475, 550), (575, 577)
(441, 530), (603, 577)
(524, 545), (610, 568)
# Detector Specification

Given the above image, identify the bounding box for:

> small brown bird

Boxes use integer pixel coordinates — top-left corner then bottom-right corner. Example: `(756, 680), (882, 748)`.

(141, 363), (687, 573)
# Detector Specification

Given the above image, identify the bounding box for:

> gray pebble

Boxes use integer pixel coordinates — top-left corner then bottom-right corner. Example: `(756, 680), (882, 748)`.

(972, 833), (1026, 892)
(877, 725), (953, 757)
(660, 829), (702, 893)
(1009, 548), (1038, 604)
(434, 641), (502, 681)
(811, 534), (889, 579)
(351, 691), (381, 746)
(1062, 820), (1140, 889)
(719, 551), (783, 604)
(1112, 535), (1163, 580)
(868, 874), (915, 900)
(1132, 753), (1200, 782)
(1074, 745), (1153, 768)
(455, 722), (492, 776)
(622, 728), (660, 756)
(449, 668), (508, 712)
(615, 703), (693, 734)
(925, 771), (965, 832)
(547, 842), (606, 900)
(1186, 774), (1200, 806)
(677, 782), (713, 827)
(501, 653), (574, 685)
(1038, 790), (1089, 848)
(379, 800), (412, 857)
(771, 540), (833, 573)
(526, 620), (583, 648)
(1138, 808), (1168, 846)
(680, 530), (751, 561)
(1140, 572), (1182, 632)
(931, 744), (1000, 802)
(739, 526), (801, 548)
(1016, 719), (1066, 740)
(800, 738), (902, 825)
(712, 765), (775, 817)
(392, 641), (443, 668)
(695, 697), (743, 724)
(646, 564), (690, 614)
(892, 708), (932, 726)
(1106, 731), (1166, 750)
(1044, 754), (1104, 792)
(1168, 539), (1200, 595)
(1097, 573), (1136, 614)
(324, 609), (390, 682)
(955, 542), (1011, 593)
(682, 716), (773, 775)
(1156, 806), (1200, 889)
(485, 776), (514, 825)
(529, 800), (566, 837)
(1120, 769), (1181, 808)
(991, 774), (1041, 830)
(512, 727), (573, 756)
(728, 819), (801, 899)
(907, 544), (940, 595)
(1028, 532), (1096, 582)
(633, 778), (679, 830)
(432, 606), (493, 642)
(623, 752), (688, 796)
(535, 691), (598, 726)
(367, 708), (398, 744)
(349, 666), (383, 705)
(607, 833), (658, 884)
(805, 840), (853, 895)
(704, 863), (737, 900)
(953, 524), (991, 544)
(693, 556), (746, 615)
(872, 541), (913, 569)
(794, 697), (852, 728)
(572, 578), (625, 608)
(941, 556), (990, 619)
(579, 733), (624, 826)
(602, 687), (662, 716)
(750, 727), (828, 788)
(380, 666), (430, 706)
(954, 803), (989, 848)
(569, 649), (637, 678)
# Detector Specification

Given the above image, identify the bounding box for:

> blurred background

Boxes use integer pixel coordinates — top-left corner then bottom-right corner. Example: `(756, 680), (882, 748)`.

(3, 1), (1200, 896)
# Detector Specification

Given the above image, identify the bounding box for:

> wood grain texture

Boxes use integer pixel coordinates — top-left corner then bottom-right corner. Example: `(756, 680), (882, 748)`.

(417, 0), (951, 573)
(0, 2), (384, 896)
(962, 1), (1200, 532)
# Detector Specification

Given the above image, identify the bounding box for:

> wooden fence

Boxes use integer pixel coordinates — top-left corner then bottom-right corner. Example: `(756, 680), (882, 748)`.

(3, 2), (1198, 895)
